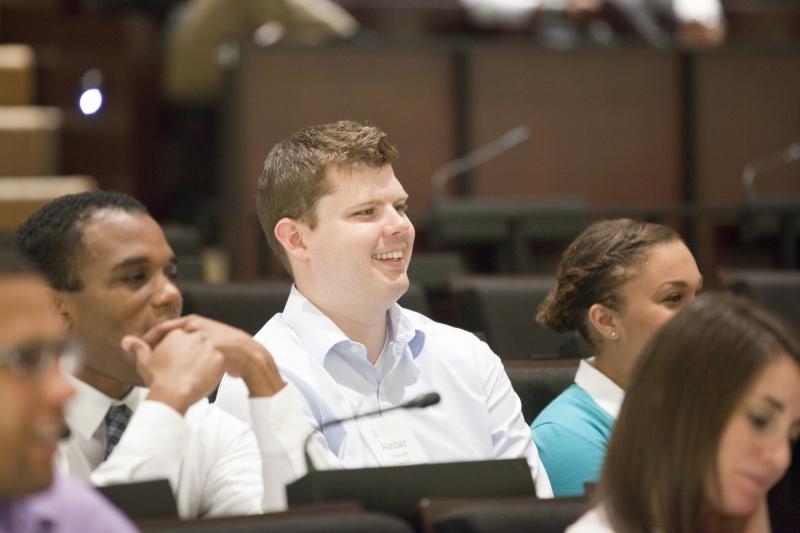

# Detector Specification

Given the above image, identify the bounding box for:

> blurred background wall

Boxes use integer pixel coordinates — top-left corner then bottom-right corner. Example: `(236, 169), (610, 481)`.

(1, 0), (799, 289)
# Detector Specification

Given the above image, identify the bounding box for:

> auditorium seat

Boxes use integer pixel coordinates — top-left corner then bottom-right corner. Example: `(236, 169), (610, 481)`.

(721, 270), (800, 327)
(505, 359), (579, 425)
(180, 281), (429, 335)
(140, 510), (413, 533)
(450, 276), (585, 359)
(162, 224), (205, 281)
(398, 282), (431, 316)
(407, 252), (467, 292)
(420, 496), (587, 533)
(180, 281), (292, 335)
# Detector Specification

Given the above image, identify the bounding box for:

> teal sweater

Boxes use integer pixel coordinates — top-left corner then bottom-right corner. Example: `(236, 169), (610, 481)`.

(531, 384), (615, 496)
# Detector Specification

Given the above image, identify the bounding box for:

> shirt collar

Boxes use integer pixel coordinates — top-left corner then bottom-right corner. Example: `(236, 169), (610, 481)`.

(574, 358), (625, 419)
(65, 376), (145, 440)
(282, 286), (354, 363)
(283, 285), (425, 361)
(387, 301), (425, 358)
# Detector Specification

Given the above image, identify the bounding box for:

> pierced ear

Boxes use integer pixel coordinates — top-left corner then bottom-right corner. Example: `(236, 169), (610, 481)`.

(588, 303), (619, 341)
(50, 289), (74, 331)
(274, 218), (309, 263)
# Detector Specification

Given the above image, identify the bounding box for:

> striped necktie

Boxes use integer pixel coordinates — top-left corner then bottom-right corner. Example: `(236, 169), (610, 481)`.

(104, 404), (132, 459)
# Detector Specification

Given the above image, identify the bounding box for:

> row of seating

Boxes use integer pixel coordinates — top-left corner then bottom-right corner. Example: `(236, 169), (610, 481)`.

(179, 277), (569, 359)
(183, 271), (800, 425)
(181, 269), (800, 360)
(137, 497), (588, 533)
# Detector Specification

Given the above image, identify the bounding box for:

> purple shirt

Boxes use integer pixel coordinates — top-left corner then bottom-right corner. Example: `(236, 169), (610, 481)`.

(0, 474), (137, 533)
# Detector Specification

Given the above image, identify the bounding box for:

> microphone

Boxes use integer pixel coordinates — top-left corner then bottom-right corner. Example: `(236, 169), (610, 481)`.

(431, 126), (531, 203)
(302, 392), (441, 473)
(742, 142), (800, 203)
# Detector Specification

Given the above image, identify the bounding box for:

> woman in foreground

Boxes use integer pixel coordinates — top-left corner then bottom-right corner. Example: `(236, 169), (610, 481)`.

(567, 293), (800, 533)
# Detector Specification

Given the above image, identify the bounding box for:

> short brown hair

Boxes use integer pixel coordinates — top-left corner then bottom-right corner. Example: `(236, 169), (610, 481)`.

(599, 292), (800, 532)
(536, 218), (681, 350)
(256, 120), (399, 273)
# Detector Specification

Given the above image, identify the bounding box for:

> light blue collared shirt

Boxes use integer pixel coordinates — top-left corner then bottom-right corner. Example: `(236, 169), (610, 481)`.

(216, 286), (552, 497)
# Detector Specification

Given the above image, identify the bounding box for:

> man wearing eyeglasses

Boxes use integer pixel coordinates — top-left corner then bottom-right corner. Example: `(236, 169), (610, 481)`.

(0, 249), (136, 531)
(15, 191), (309, 517)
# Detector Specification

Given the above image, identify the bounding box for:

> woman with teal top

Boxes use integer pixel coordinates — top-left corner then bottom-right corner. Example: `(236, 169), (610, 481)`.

(531, 218), (702, 496)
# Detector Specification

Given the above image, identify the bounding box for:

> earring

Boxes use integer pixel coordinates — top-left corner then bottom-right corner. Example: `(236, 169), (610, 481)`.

(610, 331), (617, 338)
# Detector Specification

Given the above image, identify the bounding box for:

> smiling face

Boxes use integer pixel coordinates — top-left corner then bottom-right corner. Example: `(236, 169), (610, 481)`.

(0, 275), (74, 498)
(58, 209), (182, 397)
(713, 355), (800, 517)
(292, 164), (415, 321)
(607, 240), (703, 379)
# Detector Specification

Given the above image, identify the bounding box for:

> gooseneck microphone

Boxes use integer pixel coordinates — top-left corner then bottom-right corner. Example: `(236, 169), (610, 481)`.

(431, 126), (531, 203)
(302, 392), (441, 473)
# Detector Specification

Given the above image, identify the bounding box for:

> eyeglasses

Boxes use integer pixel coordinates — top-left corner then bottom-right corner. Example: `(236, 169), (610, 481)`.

(0, 340), (83, 378)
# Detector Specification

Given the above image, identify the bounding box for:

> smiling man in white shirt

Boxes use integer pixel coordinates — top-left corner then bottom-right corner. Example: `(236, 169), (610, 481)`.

(15, 191), (301, 517)
(215, 120), (552, 497)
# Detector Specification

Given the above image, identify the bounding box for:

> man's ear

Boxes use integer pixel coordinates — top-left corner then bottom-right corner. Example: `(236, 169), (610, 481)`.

(274, 218), (310, 263)
(49, 288), (74, 331)
(588, 303), (619, 342)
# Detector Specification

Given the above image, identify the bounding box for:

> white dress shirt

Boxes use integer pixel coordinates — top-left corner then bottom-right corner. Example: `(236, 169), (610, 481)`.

(529, 0), (723, 27)
(215, 286), (553, 498)
(566, 505), (614, 532)
(56, 377), (297, 517)
(574, 358), (625, 419)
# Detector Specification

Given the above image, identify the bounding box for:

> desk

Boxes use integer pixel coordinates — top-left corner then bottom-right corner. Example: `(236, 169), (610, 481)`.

(418, 496), (587, 533)
(137, 501), (363, 531)
(427, 199), (800, 277)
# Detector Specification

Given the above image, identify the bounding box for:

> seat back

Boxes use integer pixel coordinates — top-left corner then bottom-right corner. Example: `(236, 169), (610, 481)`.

(722, 270), (800, 328)
(450, 276), (583, 359)
(423, 497), (588, 533)
(398, 282), (430, 316)
(180, 281), (291, 335)
(408, 252), (467, 292)
(505, 359), (579, 425)
(162, 223), (204, 281)
(181, 281), (429, 334)
(141, 509), (413, 533)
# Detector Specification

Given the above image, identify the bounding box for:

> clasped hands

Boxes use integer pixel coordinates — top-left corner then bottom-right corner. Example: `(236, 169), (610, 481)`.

(121, 316), (285, 414)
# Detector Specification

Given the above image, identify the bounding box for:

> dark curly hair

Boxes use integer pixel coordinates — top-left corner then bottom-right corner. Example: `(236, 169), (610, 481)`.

(536, 218), (681, 349)
(14, 191), (147, 291)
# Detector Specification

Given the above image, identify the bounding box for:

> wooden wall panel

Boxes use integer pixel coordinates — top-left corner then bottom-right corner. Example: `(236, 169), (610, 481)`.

(223, 42), (800, 279)
(469, 46), (683, 207)
(694, 48), (800, 204)
(224, 44), (457, 277)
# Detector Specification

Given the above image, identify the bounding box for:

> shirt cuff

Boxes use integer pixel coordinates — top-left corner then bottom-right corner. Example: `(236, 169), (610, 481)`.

(248, 383), (312, 455)
(673, 0), (723, 27)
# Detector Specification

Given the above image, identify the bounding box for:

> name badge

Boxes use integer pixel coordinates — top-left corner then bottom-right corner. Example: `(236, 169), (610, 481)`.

(358, 412), (429, 466)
